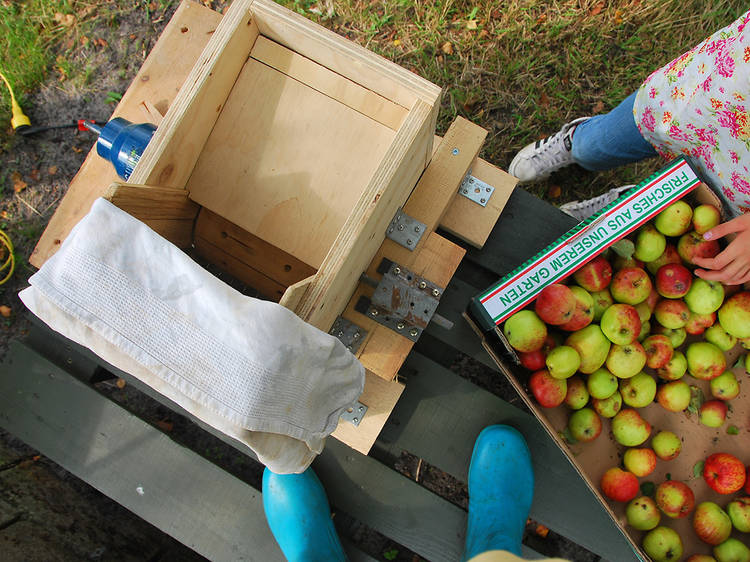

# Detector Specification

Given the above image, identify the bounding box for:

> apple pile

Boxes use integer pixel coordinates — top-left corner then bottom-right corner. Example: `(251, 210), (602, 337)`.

(501, 200), (750, 560)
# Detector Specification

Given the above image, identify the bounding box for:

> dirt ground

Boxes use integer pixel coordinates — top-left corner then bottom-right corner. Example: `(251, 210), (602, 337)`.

(0, 2), (601, 561)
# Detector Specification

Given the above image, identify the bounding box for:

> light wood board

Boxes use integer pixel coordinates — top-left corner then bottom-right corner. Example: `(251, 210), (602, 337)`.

(186, 56), (396, 268)
(31, 0), (222, 267)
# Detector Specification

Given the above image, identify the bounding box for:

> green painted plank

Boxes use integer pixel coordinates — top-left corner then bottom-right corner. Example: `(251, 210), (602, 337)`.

(0, 341), (284, 562)
(376, 352), (639, 562)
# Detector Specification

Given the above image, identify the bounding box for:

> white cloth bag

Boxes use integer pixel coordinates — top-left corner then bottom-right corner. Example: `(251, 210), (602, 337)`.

(20, 198), (365, 473)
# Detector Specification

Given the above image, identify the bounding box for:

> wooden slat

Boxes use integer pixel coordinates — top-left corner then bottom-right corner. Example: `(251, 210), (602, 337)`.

(250, 36), (408, 130)
(295, 99), (436, 331)
(186, 56), (397, 269)
(0, 341), (285, 562)
(31, 0), (222, 267)
(343, 232), (465, 381)
(129, 0), (259, 188)
(194, 208), (316, 289)
(440, 157), (517, 249)
(375, 352), (639, 562)
(250, 0), (441, 109)
(278, 275), (315, 312)
(331, 370), (404, 454)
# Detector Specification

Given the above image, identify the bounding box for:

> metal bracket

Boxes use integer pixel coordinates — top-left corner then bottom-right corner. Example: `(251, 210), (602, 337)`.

(340, 401), (368, 426)
(385, 208), (426, 250)
(329, 317), (367, 354)
(358, 259), (443, 342)
(459, 172), (495, 207)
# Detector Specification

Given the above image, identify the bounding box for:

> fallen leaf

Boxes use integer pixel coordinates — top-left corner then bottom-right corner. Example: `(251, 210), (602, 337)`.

(129, 33), (137, 40)
(534, 523), (549, 538)
(393, 39), (401, 46)
(0, 305), (11, 318)
(29, 169), (40, 181)
(436, 55), (444, 64)
(548, 184), (561, 199)
(115, 378), (126, 389)
(536, 13), (546, 25)
(11, 172), (27, 193)
(56, 13), (76, 27)
(539, 92), (550, 107)
(466, 20), (477, 30)
(640, 481), (656, 496)
(80, 36), (90, 46)
(592, 100), (606, 114)
(692, 460), (705, 478)
(71, 146), (83, 153)
(727, 425), (739, 435)
(48, 165), (58, 176)
(589, 1), (605, 16)
(0, 211), (8, 219)
(479, 29), (489, 39)
(156, 419), (174, 432)
(441, 41), (453, 55)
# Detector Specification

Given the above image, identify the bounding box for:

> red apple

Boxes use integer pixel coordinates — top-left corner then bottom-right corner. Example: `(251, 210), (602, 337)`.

(700, 400), (728, 428)
(601, 467), (639, 502)
(655, 263), (692, 298)
(643, 335), (674, 369)
(654, 299), (690, 329)
(692, 501), (732, 545)
(684, 310), (717, 335)
(535, 283), (577, 325)
(655, 480), (695, 518)
(678, 231), (720, 265)
(519, 349), (546, 371)
(646, 244), (682, 275)
(704, 453), (747, 495)
(558, 286), (595, 331)
(623, 448), (657, 477)
(610, 267), (653, 305)
(573, 255), (612, 292)
(600, 303), (641, 345)
(528, 370), (567, 408)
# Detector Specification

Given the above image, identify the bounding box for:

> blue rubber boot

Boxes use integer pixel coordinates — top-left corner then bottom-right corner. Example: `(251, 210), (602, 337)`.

(462, 425), (534, 561)
(262, 467), (347, 562)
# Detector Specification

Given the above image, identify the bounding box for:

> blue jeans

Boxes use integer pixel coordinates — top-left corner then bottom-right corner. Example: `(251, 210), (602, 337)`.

(571, 92), (658, 171)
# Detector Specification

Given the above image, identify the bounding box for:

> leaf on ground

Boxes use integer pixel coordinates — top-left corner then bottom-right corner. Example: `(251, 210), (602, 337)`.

(11, 172), (27, 193)
(441, 41), (453, 55)
(156, 419), (174, 432)
(592, 100), (606, 114)
(548, 185), (561, 199)
(48, 165), (58, 176)
(687, 385), (705, 414)
(589, 2), (605, 16)
(727, 425), (739, 435)
(539, 92), (551, 108)
(115, 378), (126, 389)
(733, 355), (745, 369)
(383, 548), (398, 561)
(54, 12), (76, 27)
(640, 481), (655, 497)
(71, 146), (83, 153)
(693, 460), (705, 478)
(29, 169), (40, 182)
(479, 29), (489, 39)
(466, 20), (478, 30)
(0, 305), (11, 318)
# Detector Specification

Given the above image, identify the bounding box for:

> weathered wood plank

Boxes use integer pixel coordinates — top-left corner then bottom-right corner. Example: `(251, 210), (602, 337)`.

(0, 341), (284, 562)
(374, 352), (639, 562)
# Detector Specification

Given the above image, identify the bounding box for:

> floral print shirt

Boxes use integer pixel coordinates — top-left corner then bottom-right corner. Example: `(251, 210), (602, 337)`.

(633, 10), (750, 217)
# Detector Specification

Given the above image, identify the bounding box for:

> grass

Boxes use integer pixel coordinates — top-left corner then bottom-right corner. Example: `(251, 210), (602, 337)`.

(1, 0), (748, 202)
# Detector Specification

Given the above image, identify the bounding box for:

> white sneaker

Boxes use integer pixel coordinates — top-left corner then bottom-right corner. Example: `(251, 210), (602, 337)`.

(559, 185), (635, 221)
(508, 117), (590, 182)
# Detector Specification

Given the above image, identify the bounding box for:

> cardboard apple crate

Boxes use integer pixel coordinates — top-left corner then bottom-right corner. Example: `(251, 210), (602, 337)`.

(467, 159), (750, 560)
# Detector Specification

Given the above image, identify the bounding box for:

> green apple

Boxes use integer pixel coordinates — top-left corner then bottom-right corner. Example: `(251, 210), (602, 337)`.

(693, 501), (732, 546)
(591, 289), (614, 321)
(686, 341), (727, 380)
(718, 292), (750, 338)
(710, 371), (740, 401)
(654, 299), (690, 329)
(546, 345), (581, 379)
(700, 400), (728, 428)
(651, 430), (681, 460)
(653, 325), (687, 348)
(592, 391), (622, 418)
(646, 244), (681, 275)
(612, 408), (651, 447)
(643, 526), (683, 562)
(564, 375), (589, 410)
(567, 407), (602, 442)
(655, 200), (693, 237)
(601, 303), (642, 345)
(620, 372), (657, 408)
(685, 279), (725, 314)
(656, 350), (688, 381)
(713, 538), (750, 562)
(656, 380), (691, 412)
(606, 342), (647, 379)
(626, 496), (661, 531)
(623, 448), (657, 477)
(565, 325), (611, 374)
(638, 321), (651, 342)
(611, 267), (653, 305)
(635, 301), (652, 323)
(503, 310), (547, 352)
(705, 323), (738, 352)
(727, 497), (750, 533)
(587, 367), (618, 400)
(693, 204), (721, 234)
(635, 224), (667, 262)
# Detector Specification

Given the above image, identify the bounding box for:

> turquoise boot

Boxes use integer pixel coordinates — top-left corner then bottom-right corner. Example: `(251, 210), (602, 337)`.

(462, 425), (534, 561)
(262, 467), (347, 562)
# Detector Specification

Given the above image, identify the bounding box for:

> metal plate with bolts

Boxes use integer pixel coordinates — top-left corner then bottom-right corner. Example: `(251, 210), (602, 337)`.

(329, 317), (367, 354)
(359, 260), (443, 342)
(459, 172), (495, 207)
(340, 401), (368, 426)
(385, 208), (426, 251)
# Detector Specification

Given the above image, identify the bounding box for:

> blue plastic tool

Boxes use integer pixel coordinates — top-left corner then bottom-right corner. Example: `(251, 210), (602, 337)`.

(84, 118), (157, 180)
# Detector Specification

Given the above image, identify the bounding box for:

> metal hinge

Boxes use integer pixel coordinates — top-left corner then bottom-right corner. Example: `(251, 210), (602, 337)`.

(459, 172), (495, 207)
(340, 401), (368, 426)
(329, 316), (367, 354)
(385, 208), (426, 250)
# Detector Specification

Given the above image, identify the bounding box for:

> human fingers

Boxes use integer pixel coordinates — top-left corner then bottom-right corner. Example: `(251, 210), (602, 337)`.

(702, 214), (750, 241)
(692, 243), (742, 271)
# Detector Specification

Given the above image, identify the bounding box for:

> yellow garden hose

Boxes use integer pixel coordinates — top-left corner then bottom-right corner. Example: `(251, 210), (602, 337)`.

(0, 68), (31, 130)
(0, 229), (14, 286)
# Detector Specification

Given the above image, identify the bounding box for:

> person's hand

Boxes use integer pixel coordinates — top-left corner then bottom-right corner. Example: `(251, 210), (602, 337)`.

(693, 214), (750, 285)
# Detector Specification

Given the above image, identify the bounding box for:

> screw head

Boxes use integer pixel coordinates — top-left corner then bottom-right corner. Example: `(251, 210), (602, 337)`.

(388, 227), (394, 234)
(407, 239), (412, 245)
(451, 148), (459, 155)
(396, 322), (405, 330)
(353, 332), (361, 339)
(486, 187), (491, 192)
(398, 224), (405, 231)
(393, 267), (401, 275)
(353, 417), (359, 423)
(338, 330), (344, 337)
(480, 198), (486, 204)
(418, 281), (427, 289)
(432, 289), (440, 297)
(469, 177), (475, 183)
(414, 225), (421, 233)
(370, 309), (379, 317)
(462, 188), (469, 194)
(409, 328), (419, 337)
